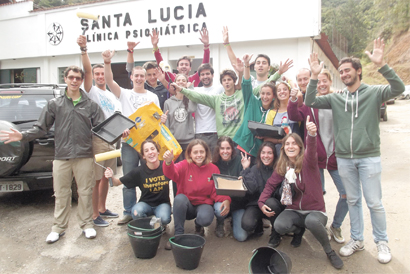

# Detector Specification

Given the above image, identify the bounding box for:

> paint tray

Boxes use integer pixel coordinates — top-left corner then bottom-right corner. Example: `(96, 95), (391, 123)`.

(92, 112), (135, 145)
(212, 174), (247, 197)
(248, 121), (285, 139)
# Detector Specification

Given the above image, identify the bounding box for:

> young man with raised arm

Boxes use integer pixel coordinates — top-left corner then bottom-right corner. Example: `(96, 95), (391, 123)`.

(77, 35), (120, 227)
(0, 66), (104, 243)
(304, 38), (405, 264)
(102, 47), (163, 225)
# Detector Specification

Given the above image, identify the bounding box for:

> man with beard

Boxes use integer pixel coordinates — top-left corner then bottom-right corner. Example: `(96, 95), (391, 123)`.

(305, 38), (405, 264)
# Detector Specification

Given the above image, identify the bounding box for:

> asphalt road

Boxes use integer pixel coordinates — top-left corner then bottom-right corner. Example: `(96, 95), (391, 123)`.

(1, 100), (409, 274)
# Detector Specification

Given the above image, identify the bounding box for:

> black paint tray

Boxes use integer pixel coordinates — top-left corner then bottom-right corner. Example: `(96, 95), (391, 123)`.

(212, 174), (247, 197)
(92, 112), (135, 145)
(248, 121), (285, 139)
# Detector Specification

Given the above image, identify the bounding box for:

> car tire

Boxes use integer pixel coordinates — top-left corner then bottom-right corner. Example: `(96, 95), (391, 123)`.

(0, 120), (30, 176)
(383, 111), (388, 121)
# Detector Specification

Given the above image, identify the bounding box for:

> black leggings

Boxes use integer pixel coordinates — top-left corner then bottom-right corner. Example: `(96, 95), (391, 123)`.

(274, 210), (331, 253)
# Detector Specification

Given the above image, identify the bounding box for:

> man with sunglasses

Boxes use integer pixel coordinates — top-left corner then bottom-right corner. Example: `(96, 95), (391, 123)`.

(0, 66), (104, 244)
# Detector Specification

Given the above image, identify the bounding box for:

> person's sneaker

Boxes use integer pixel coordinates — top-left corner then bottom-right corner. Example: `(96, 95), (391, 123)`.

(165, 240), (172, 250)
(339, 239), (364, 256)
(329, 225), (345, 243)
(268, 233), (282, 248)
(117, 215), (133, 225)
(46, 231), (65, 244)
(291, 227), (305, 248)
(93, 216), (109, 227)
(194, 224), (205, 237)
(326, 250), (344, 269)
(215, 221), (225, 238)
(377, 241), (391, 264)
(83, 228), (97, 239)
(99, 209), (119, 218)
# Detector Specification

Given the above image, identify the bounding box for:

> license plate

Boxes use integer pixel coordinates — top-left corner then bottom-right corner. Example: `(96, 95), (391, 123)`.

(0, 181), (24, 192)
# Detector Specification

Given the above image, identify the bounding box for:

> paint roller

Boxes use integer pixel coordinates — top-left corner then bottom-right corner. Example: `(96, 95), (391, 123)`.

(94, 149), (121, 187)
(77, 11), (100, 35)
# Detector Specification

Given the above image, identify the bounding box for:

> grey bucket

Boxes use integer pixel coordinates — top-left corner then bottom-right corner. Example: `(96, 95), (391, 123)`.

(249, 246), (292, 274)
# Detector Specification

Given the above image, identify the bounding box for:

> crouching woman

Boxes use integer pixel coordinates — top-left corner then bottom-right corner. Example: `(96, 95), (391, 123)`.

(104, 139), (171, 225)
(258, 116), (344, 270)
(162, 139), (231, 247)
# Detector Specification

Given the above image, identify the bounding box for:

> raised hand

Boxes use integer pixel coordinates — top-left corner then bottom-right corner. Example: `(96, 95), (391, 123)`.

(101, 50), (115, 63)
(222, 26), (229, 44)
(232, 57), (244, 73)
(308, 52), (324, 76)
(242, 53), (254, 66)
(278, 59), (294, 75)
(77, 35), (87, 47)
(155, 67), (165, 82)
(365, 37), (386, 68)
(163, 149), (174, 164)
(290, 88), (299, 101)
(306, 115), (317, 136)
(199, 27), (209, 45)
(0, 128), (23, 144)
(240, 152), (251, 170)
(150, 29), (159, 48)
(127, 41), (140, 51)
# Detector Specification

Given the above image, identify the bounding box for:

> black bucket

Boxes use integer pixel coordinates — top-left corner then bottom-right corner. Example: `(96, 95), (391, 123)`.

(249, 247), (292, 274)
(127, 232), (161, 259)
(127, 217), (162, 237)
(170, 234), (206, 270)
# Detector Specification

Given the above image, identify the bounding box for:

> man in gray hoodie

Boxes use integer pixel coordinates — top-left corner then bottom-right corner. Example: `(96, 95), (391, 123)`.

(305, 38), (405, 264)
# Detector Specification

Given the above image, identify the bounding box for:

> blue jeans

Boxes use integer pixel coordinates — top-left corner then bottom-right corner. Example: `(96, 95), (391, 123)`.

(214, 203), (249, 242)
(319, 168), (348, 228)
(337, 157), (388, 243)
(121, 143), (140, 216)
(131, 201), (171, 225)
(173, 194), (214, 235)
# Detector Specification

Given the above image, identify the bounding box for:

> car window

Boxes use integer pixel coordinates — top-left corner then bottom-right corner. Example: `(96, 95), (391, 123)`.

(0, 94), (53, 122)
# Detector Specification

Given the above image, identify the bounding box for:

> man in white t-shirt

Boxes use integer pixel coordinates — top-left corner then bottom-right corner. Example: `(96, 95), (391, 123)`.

(194, 63), (224, 153)
(102, 48), (162, 225)
(77, 35), (121, 227)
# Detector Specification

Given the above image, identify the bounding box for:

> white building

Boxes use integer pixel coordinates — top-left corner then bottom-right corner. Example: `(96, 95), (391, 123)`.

(0, 0), (344, 89)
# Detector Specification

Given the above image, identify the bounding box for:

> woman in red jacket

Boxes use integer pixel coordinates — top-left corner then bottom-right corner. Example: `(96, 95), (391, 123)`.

(258, 116), (343, 270)
(163, 139), (231, 249)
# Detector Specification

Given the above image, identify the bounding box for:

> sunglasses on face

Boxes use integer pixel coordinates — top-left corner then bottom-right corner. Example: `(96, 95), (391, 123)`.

(67, 76), (83, 81)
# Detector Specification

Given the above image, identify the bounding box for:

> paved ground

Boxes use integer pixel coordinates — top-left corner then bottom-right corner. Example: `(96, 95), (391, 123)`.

(1, 100), (409, 274)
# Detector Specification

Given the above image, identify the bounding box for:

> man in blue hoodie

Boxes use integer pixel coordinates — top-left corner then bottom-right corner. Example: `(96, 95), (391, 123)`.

(305, 38), (405, 264)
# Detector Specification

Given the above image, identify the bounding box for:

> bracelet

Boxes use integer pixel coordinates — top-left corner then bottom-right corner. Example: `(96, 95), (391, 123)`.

(152, 46), (159, 53)
(104, 61), (111, 64)
(223, 43), (230, 47)
(80, 47), (87, 52)
(81, 52), (87, 55)
(165, 161), (172, 166)
(127, 49), (133, 53)
(204, 44), (210, 48)
(244, 65), (250, 68)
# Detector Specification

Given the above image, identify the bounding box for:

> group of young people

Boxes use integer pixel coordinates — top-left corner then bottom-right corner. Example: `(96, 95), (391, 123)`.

(0, 26), (405, 270)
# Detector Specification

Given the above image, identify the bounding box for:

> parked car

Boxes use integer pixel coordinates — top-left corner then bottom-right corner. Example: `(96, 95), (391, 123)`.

(380, 102), (387, 121)
(398, 85), (410, 100)
(0, 83), (77, 199)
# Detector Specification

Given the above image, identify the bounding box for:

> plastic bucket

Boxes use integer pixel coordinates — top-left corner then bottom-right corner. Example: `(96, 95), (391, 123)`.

(249, 247), (292, 274)
(169, 234), (206, 270)
(127, 232), (161, 259)
(127, 217), (162, 236)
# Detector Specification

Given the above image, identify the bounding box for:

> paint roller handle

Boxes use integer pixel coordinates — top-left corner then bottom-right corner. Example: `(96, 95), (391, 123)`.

(104, 167), (114, 187)
(108, 177), (113, 187)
